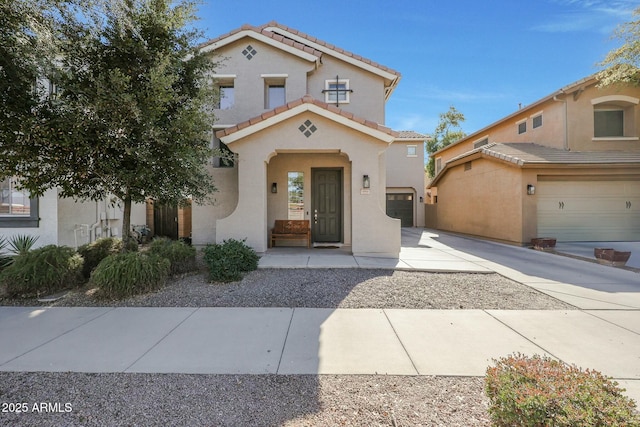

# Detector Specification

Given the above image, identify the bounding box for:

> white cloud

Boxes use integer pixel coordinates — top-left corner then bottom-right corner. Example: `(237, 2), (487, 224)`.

(532, 0), (636, 33)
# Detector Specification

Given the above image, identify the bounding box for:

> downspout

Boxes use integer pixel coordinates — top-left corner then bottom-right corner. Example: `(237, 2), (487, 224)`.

(553, 92), (569, 150)
(89, 200), (101, 242)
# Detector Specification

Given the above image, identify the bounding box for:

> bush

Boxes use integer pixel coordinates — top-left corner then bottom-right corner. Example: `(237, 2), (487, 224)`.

(0, 245), (83, 298)
(90, 252), (169, 299)
(148, 237), (197, 275)
(203, 238), (259, 282)
(485, 354), (640, 427)
(78, 237), (126, 279)
(0, 234), (39, 270)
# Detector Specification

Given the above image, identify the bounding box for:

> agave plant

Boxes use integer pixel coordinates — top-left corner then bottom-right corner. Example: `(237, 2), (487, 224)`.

(0, 234), (39, 269)
(7, 234), (39, 256)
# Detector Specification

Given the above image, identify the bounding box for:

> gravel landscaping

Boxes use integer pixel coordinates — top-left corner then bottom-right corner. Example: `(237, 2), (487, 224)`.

(0, 268), (575, 426)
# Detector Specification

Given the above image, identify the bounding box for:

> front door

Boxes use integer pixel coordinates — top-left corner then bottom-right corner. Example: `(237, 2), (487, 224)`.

(312, 168), (342, 242)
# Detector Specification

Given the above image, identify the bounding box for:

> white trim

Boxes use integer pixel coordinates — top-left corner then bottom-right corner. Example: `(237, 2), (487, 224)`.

(324, 79), (350, 104)
(260, 73), (289, 78)
(591, 95), (640, 105)
(200, 30), (319, 63)
(263, 26), (398, 81)
(211, 74), (237, 79)
(592, 136), (639, 141)
(406, 145), (417, 157)
(220, 103), (395, 144)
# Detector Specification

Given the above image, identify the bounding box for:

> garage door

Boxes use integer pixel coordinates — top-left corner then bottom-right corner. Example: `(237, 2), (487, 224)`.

(386, 193), (414, 227)
(537, 180), (640, 241)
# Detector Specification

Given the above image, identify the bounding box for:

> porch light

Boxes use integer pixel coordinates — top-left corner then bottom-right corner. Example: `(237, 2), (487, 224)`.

(527, 184), (535, 195)
(363, 175), (370, 189)
(271, 182), (277, 193)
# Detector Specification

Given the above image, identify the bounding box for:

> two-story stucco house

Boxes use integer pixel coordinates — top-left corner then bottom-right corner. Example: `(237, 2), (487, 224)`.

(426, 74), (640, 245)
(191, 22), (427, 257)
(2, 22), (426, 254)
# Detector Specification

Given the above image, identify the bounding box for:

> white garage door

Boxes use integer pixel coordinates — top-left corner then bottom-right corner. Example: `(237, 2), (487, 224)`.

(537, 179), (640, 241)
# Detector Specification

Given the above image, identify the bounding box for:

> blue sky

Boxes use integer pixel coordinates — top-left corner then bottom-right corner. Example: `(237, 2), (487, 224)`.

(192, 0), (637, 136)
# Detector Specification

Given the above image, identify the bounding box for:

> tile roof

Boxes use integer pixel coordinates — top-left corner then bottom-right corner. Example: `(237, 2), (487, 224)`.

(395, 130), (429, 140)
(258, 22), (401, 78)
(449, 142), (640, 166)
(198, 24), (324, 59)
(215, 95), (398, 139)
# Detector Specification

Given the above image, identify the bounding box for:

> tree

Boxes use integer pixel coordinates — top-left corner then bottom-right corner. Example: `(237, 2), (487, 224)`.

(597, 6), (640, 87)
(426, 106), (466, 178)
(2, 0), (218, 248)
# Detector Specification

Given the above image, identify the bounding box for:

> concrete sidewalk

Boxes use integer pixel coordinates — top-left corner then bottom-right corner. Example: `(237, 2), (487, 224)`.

(1, 306), (638, 403)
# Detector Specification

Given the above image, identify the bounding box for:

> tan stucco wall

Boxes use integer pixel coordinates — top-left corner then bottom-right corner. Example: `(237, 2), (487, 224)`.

(191, 166), (239, 246)
(210, 38), (316, 125)
(217, 110), (400, 256)
(434, 159), (525, 244)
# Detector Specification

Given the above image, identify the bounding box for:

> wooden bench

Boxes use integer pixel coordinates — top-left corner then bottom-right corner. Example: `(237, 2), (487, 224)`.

(269, 220), (311, 248)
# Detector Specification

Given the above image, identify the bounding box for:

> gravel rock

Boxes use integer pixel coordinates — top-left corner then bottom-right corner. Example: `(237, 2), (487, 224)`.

(0, 372), (490, 426)
(1, 268), (575, 310)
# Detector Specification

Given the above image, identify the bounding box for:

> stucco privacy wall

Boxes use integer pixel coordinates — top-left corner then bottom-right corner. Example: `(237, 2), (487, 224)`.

(434, 159), (525, 243)
(216, 110), (401, 256)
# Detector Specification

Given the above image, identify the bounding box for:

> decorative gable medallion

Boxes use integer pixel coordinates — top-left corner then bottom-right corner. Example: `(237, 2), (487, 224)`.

(298, 120), (317, 138)
(242, 45), (257, 60)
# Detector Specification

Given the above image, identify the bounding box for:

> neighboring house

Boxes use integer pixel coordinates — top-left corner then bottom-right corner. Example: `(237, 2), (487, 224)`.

(426, 74), (640, 245)
(192, 22), (427, 257)
(0, 180), (146, 249)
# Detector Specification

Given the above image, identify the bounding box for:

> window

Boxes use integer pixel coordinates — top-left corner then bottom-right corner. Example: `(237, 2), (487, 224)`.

(218, 85), (234, 110)
(591, 95), (639, 139)
(517, 120), (527, 134)
(287, 172), (304, 220)
(473, 137), (489, 149)
(213, 75), (236, 110)
(324, 79), (350, 104)
(211, 133), (234, 168)
(407, 145), (417, 157)
(0, 177), (39, 228)
(532, 114), (543, 129)
(594, 109), (624, 137)
(266, 85), (285, 109)
(435, 157), (442, 174)
(262, 74), (287, 109)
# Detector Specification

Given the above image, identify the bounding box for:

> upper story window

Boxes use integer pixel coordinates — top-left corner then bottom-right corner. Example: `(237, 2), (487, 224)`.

(517, 119), (527, 135)
(211, 132), (235, 168)
(0, 177), (39, 228)
(473, 137), (489, 149)
(262, 74), (288, 109)
(592, 95), (639, 140)
(435, 157), (442, 175)
(407, 145), (417, 157)
(324, 78), (350, 105)
(213, 75), (236, 110)
(532, 113), (543, 129)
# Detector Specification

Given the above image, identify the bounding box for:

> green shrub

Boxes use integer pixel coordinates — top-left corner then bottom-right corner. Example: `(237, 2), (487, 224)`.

(485, 354), (640, 427)
(203, 238), (259, 282)
(78, 237), (126, 279)
(0, 245), (83, 298)
(0, 234), (39, 270)
(148, 237), (197, 275)
(90, 252), (169, 299)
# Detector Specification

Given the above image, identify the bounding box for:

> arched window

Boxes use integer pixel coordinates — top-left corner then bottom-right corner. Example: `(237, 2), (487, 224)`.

(591, 95), (639, 139)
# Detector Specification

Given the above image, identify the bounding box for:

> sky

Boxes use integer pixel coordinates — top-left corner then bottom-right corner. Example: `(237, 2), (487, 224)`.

(191, 0), (638, 137)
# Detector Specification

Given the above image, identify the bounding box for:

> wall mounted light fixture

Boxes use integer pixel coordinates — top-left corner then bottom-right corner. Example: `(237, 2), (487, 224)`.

(363, 175), (370, 189)
(271, 182), (277, 193)
(527, 184), (535, 195)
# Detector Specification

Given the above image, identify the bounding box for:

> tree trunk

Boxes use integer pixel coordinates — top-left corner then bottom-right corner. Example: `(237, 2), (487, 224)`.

(122, 193), (132, 252)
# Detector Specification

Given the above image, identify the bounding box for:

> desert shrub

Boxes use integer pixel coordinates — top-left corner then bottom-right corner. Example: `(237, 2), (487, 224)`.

(203, 238), (259, 282)
(77, 237), (126, 279)
(148, 237), (197, 275)
(90, 252), (169, 299)
(0, 245), (83, 298)
(0, 234), (39, 270)
(485, 354), (640, 427)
